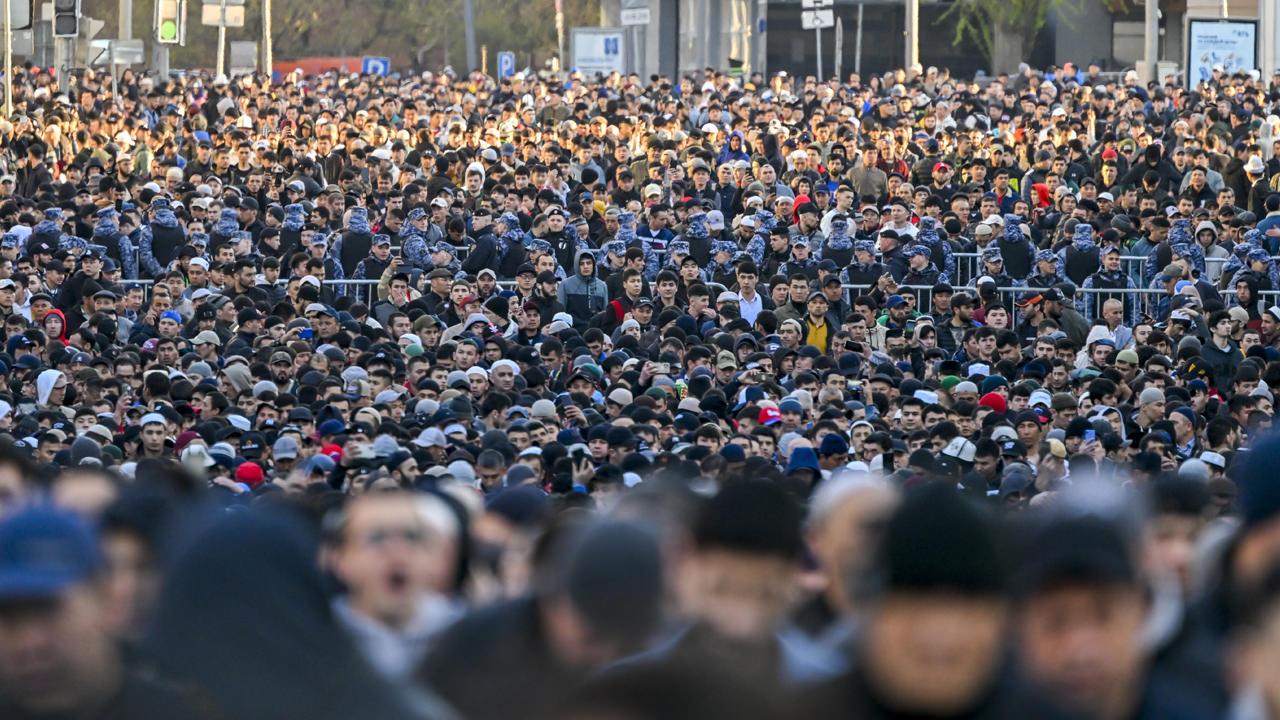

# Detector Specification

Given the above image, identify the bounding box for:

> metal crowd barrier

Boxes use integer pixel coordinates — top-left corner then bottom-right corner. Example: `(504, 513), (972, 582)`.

(314, 276), (1257, 330)
(871, 283), (1280, 334)
(322, 279), (380, 307)
(115, 252), (1274, 332)
(947, 252), (1240, 287)
(318, 279), (521, 307)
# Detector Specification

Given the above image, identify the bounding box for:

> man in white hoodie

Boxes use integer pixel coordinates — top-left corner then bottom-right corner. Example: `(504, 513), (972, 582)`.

(36, 368), (72, 419)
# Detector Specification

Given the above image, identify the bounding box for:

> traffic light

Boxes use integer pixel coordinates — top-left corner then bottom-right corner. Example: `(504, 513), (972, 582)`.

(155, 0), (183, 44)
(52, 0), (78, 37)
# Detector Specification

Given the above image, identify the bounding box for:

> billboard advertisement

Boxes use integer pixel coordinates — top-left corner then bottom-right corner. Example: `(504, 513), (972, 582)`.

(1186, 18), (1258, 86)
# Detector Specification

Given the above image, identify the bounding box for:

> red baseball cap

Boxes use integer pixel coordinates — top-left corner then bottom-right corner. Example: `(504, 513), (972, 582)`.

(758, 406), (782, 426)
(235, 462), (265, 488)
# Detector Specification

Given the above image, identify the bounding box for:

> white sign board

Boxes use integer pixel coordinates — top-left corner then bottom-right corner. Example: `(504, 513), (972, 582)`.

(200, 2), (244, 26)
(570, 27), (626, 77)
(89, 38), (145, 65)
(1185, 18), (1257, 86)
(9, 0), (31, 30)
(229, 40), (257, 74)
(620, 7), (649, 25)
(11, 29), (32, 56)
(801, 8), (834, 29)
(800, 0), (830, 9)
(620, 0), (649, 26)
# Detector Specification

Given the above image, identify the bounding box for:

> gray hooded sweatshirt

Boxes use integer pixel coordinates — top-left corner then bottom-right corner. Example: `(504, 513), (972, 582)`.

(557, 249), (609, 327)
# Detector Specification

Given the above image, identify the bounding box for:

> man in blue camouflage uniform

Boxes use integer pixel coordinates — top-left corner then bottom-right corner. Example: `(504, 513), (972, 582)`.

(138, 198), (187, 278)
(1081, 244), (1139, 323)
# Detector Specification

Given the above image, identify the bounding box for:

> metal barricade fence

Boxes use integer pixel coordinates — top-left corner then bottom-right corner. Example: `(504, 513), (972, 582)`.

(125, 265), (1274, 329)
(322, 279), (380, 307)
(950, 252), (1243, 287)
(129, 276), (516, 310)
(316, 277), (1242, 326)
(377, 247), (1247, 291)
(318, 279), (521, 308)
(856, 284), (1186, 332)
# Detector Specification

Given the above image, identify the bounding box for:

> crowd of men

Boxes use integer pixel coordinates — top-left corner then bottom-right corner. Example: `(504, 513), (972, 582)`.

(4, 56), (1280, 718)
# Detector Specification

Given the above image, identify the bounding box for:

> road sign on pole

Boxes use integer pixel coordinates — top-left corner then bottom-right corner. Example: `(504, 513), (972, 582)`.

(497, 50), (515, 78)
(620, 6), (649, 24)
(200, 0), (243, 27)
(8, 0), (31, 30)
(361, 56), (390, 75)
(10, 29), (30, 55)
(89, 38), (145, 64)
(228, 39), (255, 74)
(800, 8), (833, 29)
(800, 0), (832, 77)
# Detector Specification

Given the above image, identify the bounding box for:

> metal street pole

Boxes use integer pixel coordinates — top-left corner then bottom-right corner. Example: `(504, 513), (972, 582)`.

(555, 0), (564, 73)
(3, 0), (10, 118)
(216, 0), (226, 76)
(1142, 0), (1158, 83)
(834, 16), (842, 81)
(216, 24), (225, 75)
(155, 45), (170, 76)
(855, 3), (862, 75)
(757, 0), (767, 76)
(263, 0), (272, 77)
(120, 0), (132, 39)
(700, 0), (710, 68)
(463, 0), (476, 71)
(815, 24), (822, 80)
(110, 41), (119, 108)
(53, 36), (64, 81)
(1263, 0), (1278, 78)
(904, 0), (918, 68)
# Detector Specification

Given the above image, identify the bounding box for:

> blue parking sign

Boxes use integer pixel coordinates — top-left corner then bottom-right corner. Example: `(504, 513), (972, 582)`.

(497, 51), (516, 79)
(362, 56), (391, 76)
(604, 38), (619, 55)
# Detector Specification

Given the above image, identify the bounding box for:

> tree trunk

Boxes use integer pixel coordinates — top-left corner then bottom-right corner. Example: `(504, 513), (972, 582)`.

(991, 24), (1024, 75)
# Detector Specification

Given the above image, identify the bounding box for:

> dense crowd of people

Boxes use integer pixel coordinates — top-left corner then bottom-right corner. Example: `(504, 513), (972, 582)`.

(4, 57), (1280, 718)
